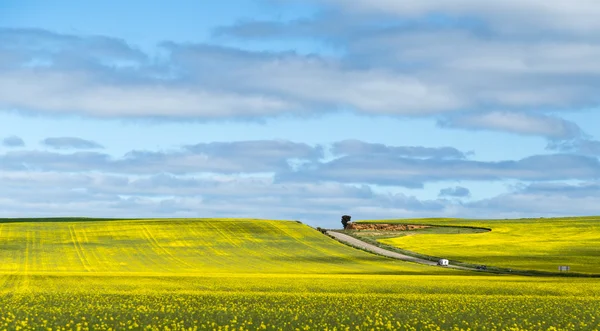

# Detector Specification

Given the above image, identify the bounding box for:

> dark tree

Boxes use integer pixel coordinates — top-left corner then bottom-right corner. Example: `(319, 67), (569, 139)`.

(341, 215), (351, 229)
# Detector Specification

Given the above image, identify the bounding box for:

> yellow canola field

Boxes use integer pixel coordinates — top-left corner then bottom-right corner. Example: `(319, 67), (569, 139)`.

(0, 218), (448, 275)
(0, 218), (599, 330)
(366, 217), (600, 274)
(1, 273), (599, 331)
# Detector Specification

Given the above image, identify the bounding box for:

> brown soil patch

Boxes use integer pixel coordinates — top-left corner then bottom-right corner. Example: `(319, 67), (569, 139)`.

(346, 223), (430, 231)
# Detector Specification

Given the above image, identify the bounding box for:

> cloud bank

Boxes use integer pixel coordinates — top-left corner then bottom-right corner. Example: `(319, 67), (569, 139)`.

(2, 137), (600, 225)
(3, 1), (600, 126)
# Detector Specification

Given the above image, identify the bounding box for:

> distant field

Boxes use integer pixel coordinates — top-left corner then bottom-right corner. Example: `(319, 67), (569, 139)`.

(0, 217), (598, 330)
(359, 217), (600, 274)
(345, 225), (488, 240)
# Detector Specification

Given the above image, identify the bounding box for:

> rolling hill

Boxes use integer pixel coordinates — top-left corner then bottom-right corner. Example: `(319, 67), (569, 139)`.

(0, 218), (448, 275)
(358, 217), (600, 274)
(0, 217), (598, 330)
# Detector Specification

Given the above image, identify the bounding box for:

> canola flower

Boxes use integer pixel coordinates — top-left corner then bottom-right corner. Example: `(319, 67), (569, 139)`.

(0, 274), (599, 330)
(0, 218), (598, 330)
(0, 218), (449, 275)
(363, 217), (600, 274)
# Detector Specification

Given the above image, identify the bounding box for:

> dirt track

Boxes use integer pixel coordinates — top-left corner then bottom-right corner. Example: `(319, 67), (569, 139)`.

(326, 231), (475, 271)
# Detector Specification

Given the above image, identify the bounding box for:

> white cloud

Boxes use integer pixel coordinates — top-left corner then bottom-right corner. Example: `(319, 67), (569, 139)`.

(325, 0), (600, 34)
(0, 140), (323, 174)
(3, 169), (600, 225)
(279, 153), (600, 187)
(214, 11), (600, 123)
(3, 141), (599, 185)
(0, 70), (297, 119)
(165, 44), (465, 114)
(0, 170), (444, 225)
(4, 20), (600, 121)
(237, 61), (463, 114)
(439, 111), (583, 139)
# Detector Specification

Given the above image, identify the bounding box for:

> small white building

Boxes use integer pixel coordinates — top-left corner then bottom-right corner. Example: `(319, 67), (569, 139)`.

(437, 259), (449, 266)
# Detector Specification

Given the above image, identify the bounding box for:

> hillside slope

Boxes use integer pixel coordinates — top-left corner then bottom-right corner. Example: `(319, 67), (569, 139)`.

(0, 218), (451, 275)
(359, 217), (600, 274)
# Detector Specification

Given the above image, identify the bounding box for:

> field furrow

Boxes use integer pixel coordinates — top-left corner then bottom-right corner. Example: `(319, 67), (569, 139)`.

(68, 225), (92, 272)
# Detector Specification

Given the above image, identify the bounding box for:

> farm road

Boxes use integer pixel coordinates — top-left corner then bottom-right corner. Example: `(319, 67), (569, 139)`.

(326, 231), (475, 271)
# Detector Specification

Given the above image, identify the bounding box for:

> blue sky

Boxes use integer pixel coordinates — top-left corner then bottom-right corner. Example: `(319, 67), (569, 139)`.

(1, 0), (600, 226)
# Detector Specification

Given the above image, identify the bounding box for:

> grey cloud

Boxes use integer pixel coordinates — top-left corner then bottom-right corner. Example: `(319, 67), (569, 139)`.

(119, 140), (323, 174)
(0, 28), (462, 119)
(8, 169), (600, 224)
(3, 168), (600, 225)
(0, 170), (447, 225)
(42, 137), (104, 150)
(0, 28), (146, 68)
(278, 153), (600, 187)
(466, 189), (600, 217)
(185, 140), (323, 162)
(0, 29), (298, 119)
(2, 8), (600, 123)
(463, 179), (600, 217)
(438, 112), (583, 139)
(377, 193), (447, 212)
(518, 181), (600, 198)
(0, 140), (323, 174)
(439, 186), (471, 197)
(318, 0), (600, 35)
(125, 174), (374, 200)
(215, 4), (600, 121)
(0, 150), (110, 172)
(5, 21), (600, 121)
(2, 135), (25, 147)
(164, 42), (462, 114)
(345, 29), (600, 111)
(332, 140), (465, 159)
(0, 69), (296, 119)
(547, 139), (600, 156)
(2, 141), (599, 186)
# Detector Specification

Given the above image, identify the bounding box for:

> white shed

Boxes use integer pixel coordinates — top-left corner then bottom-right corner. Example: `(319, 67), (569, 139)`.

(437, 259), (449, 266)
